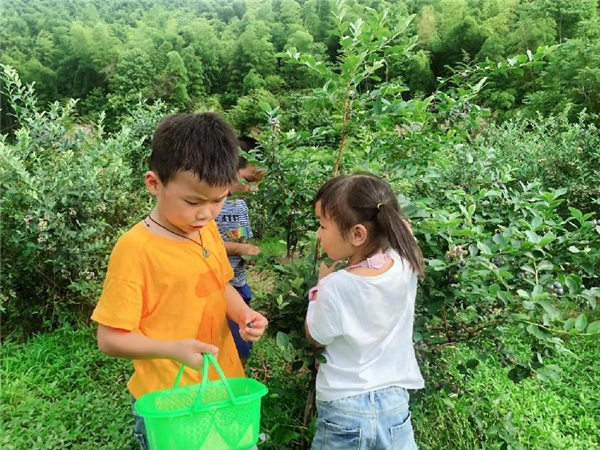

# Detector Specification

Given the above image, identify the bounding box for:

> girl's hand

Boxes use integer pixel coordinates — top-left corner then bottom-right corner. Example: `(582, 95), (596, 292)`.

(239, 311), (268, 342)
(319, 261), (342, 280)
(169, 339), (218, 370)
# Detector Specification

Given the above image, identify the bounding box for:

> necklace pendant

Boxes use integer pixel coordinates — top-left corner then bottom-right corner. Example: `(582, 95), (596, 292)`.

(202, 248), (211, 258)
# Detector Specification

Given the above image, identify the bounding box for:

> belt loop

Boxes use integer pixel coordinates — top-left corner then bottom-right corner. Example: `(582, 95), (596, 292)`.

(369, 390), (375, 405)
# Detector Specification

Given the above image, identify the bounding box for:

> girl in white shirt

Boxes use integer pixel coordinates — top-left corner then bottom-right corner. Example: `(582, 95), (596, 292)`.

(306, 173), (425, 450)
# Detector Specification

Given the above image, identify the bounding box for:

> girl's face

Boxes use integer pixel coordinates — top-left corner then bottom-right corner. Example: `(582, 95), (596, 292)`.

(315, 201), (356, 261)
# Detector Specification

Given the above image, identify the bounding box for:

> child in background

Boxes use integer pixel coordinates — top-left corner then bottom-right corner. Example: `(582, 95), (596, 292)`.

(92, 114), (268, 449)
(215, 136), (263, 365)
(305, 173), (425, 450)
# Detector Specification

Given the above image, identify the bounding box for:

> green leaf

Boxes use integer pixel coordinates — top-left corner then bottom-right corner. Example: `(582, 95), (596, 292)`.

(575, 314), (588, 332)
(477, 242), (491, 255)
(568, 246), (580, 253)
(531, 216), (543, 230)
(538, 301), (560, 321)
(522, 300), (535, 310)
(563, 318), (575, 331)
(552, 188), (568, 197)
(536, 365), (561, 382)
(537, 260), (553, 271)
(489, 284), (501, 296)
(587, 321), (600, 334)
(568, 207), (583, 222)
(468, 204), (476, 217)
(526, 324), (549, 340)
(276, 331), (290, 350)
(428, 259), (446, 270)
(539, 233), (556, 247)
(471, 77), (487, 93)
(525, 231), (541, 244)
(466, 359), (479, 369)
(258, 101), (272, 113)
(493, 234), (506, 246)
(521, 265), (535, 274)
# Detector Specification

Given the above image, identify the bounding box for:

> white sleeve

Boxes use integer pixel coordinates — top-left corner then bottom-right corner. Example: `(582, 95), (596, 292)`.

(306, 285), (343, 346)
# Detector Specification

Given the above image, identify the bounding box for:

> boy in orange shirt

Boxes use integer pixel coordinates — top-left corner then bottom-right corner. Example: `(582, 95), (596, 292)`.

(91, 113), (268, 449)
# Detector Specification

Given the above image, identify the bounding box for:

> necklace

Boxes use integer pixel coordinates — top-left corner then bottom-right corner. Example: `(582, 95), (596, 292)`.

(346, 252), (389, 271)
(144, 215), (210, 258)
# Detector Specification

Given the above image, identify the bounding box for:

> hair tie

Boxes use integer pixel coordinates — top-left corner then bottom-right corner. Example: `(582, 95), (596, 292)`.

(377, 202), (383, 210)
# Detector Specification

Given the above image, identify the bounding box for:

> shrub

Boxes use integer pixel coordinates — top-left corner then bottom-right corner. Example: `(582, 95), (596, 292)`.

(0, 66), (147, 337)
(438, 112), (600, 213)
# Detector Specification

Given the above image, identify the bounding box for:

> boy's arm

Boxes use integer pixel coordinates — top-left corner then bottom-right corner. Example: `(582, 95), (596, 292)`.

(225, 284), (268, 342)
(224, 241), (260, 256)
(97, 324), (218, 370)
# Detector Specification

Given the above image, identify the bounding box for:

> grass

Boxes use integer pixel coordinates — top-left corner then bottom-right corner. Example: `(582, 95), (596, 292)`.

(2, 250), (597, 449)
(0, 325), (135, 449)
(0, 324), (309, 449)
(411, 330), (600, 450)
(2, 323), (598, 449)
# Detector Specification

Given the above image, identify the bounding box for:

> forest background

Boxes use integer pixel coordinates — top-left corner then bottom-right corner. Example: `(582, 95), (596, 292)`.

(1, 1), (599, 449)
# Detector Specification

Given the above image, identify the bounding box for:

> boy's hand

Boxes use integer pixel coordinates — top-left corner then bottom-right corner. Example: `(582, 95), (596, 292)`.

(239, 311), (268, 342)
(239, 165), (265, 183)
(170, 339), (218, 370)
(243, 244), (261, 256)
(319, 261), (342, 280)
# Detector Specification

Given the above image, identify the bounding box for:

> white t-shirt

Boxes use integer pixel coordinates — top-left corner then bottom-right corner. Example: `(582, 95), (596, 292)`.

(306, 250), (425, 402)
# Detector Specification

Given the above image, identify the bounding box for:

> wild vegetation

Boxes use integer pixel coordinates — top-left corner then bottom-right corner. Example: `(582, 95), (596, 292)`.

(1, 1), (599, 448)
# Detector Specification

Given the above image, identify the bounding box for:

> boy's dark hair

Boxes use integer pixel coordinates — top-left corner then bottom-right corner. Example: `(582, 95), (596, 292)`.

(237, 136), (259, 169)
(314, 173), (424, 276)
(150, 113), (239, 186)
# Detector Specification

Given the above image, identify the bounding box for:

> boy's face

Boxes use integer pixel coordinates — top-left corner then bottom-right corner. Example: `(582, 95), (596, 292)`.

(145, 170), (229, 237)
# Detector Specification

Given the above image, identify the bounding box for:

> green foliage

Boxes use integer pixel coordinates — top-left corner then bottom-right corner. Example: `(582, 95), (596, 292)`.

(0, 325), (135, 449)
(2, 0), (598, 129)
(3, 324), (597, 449)
(412, 329), (600, 450)
(250, 11), (600, 445)
(1, 2), (600, 447)
(439, 112), (600, 212)
(0, 66), (146, 337)
(227, 89), (279, 135)
(106, 48), (156, 123)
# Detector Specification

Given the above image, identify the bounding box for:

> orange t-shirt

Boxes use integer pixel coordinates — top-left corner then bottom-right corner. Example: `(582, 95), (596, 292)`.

(91, 221), (244, 399)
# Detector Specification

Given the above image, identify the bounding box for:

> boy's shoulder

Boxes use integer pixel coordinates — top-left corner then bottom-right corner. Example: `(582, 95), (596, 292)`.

(114, 222), (152, 249)
(109, 222), (158, 264)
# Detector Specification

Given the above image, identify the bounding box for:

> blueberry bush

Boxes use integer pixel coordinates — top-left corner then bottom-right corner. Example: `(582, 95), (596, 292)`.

(0, 65), (153, 337)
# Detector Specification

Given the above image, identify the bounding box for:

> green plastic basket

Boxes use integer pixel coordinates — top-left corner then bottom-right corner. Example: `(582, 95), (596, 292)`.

(135, 354), (268, 450)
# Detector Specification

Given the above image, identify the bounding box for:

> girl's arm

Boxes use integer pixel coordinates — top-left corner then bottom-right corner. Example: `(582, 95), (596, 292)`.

(224, 284), (268, 342)
(304, 321), (324, 347)
(96, 324), (217, 370)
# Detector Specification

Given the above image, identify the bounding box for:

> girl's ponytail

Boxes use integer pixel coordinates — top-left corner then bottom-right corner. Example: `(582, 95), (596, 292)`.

(376, 203), (424, 276)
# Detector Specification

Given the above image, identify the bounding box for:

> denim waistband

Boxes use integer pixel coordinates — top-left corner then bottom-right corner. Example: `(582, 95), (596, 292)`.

(316, 385), (410, 417)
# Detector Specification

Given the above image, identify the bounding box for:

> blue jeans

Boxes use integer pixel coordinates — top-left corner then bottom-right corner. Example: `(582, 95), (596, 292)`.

(311, 386), (418, 450)
(227, 283), (254, 360)
(131, 396), (149, 450)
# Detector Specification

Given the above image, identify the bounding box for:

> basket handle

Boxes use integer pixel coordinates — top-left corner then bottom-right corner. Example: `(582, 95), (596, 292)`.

(172, 354), (241, 411)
